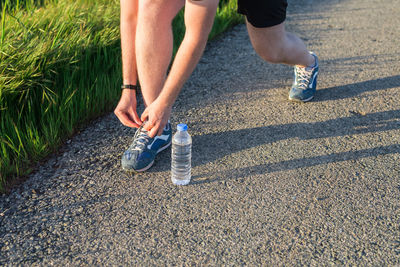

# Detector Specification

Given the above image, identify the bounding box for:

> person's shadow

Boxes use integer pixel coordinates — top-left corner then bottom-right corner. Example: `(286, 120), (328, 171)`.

(149, 106), (399, 181)
(190, 108), (399, 172)
(316, 75), (400, 102)
(146, 70), (400, 180)
(191, 143), (399, 184)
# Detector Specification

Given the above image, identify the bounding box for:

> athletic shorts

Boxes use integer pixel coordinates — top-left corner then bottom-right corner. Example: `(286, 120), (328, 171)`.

(237, 0), (288, 28)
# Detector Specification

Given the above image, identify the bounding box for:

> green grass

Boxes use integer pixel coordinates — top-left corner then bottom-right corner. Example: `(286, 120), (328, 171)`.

(0, 0), (243, 192)
(0, 0), (57, 13)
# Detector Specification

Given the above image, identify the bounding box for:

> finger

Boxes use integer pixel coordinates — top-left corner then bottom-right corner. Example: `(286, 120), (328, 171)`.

(157, 127), (163, 137)
(115, 111), (140, 128)
(143, 119), (154, 132)
(148, 125), (159, 138)
(157, 121), (166, 136)
(140, 108), (149, 123)
(131, 110), (143, 126)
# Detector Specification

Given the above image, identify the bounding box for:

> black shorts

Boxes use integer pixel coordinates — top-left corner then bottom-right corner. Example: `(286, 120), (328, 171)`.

(237, 0), (288, 28)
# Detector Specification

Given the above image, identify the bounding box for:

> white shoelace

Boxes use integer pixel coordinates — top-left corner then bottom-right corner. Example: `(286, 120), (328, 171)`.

(129, 127), (151, 151)
(295, 66), (314, 89)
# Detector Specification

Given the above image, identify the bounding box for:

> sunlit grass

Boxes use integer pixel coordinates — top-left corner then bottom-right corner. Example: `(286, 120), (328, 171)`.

(0, 0), (243, 192)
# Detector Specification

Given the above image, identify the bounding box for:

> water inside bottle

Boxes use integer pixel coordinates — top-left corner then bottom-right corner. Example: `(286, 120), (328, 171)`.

(171, 142), (191, 185)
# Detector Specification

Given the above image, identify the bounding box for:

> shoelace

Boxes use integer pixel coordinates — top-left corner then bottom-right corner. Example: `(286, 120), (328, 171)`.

(295, 66), (314, 89)
(129, 126), (152, 151)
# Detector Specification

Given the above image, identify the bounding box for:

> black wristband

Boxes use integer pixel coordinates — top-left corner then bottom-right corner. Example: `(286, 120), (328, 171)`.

(121, 84), (138, 91)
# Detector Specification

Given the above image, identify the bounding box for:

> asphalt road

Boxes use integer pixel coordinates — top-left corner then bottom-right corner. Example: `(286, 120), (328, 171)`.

(1, 0), (399, 265)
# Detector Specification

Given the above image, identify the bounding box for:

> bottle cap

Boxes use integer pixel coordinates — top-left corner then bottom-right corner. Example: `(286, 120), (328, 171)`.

(177, 123), (188, 131)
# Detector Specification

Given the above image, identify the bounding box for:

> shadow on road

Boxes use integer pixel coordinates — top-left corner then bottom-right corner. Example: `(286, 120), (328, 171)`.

(317, 75), (400, 102)
(189, 108), (399, 175)
(191, 143), (400, 184)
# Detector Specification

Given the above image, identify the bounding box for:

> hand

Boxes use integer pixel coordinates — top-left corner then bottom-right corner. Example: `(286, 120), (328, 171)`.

(140, 99), (172, 138)
(114, 89), (142, 128)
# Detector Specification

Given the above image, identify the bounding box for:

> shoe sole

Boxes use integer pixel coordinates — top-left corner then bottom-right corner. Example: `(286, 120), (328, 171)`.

(288, 95), (314, 103)
(122, 140), (172, 173)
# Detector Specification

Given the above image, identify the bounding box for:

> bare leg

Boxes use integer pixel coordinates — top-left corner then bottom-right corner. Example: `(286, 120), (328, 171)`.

(120, 0), (139, 85)
(246, 20), (314, 67)
(136, 0), (185, 107)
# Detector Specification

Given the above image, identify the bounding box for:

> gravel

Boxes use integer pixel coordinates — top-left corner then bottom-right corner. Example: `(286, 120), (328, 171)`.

(1, 0), (399, 265)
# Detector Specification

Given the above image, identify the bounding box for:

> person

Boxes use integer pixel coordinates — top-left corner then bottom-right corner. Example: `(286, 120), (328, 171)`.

(114, 0), (319, 172)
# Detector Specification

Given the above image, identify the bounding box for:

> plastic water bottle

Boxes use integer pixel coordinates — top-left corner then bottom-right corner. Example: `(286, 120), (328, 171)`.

(171, 124), (192, 185)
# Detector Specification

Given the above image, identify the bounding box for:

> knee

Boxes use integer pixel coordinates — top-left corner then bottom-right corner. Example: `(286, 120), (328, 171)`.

(251, 40), (283, 64)
(247, 23), (287, 64)
(138, 0), (184, 24)
(120, 0), (138, 23)
(139, 0), (171, 20)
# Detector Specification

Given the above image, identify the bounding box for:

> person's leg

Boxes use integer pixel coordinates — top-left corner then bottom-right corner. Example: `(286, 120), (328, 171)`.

(239, 0), (319, 102)
(246, 20), (319, 102)
(246, 21), (314, 67)
(247, 22), (318, 102)
(121, 0), (184, 172)
(120, 0), (139, 86)
(136, 0), (185, 107)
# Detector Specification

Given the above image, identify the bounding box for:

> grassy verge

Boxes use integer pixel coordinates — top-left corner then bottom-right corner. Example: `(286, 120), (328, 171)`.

(0, 0), (243, 192)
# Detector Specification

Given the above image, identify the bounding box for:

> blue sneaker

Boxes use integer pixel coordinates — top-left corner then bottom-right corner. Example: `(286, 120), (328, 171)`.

(121, 122), (172, 172)
(289, 52), (319, 102)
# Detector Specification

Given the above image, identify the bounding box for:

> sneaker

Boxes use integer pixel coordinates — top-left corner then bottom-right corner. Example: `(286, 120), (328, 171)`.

(121, 122), (172, 172)
(289, 52), (319, 102)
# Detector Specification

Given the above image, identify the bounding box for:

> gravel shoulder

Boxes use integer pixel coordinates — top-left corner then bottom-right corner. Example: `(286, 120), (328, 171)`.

(1, 0), (400, 265)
